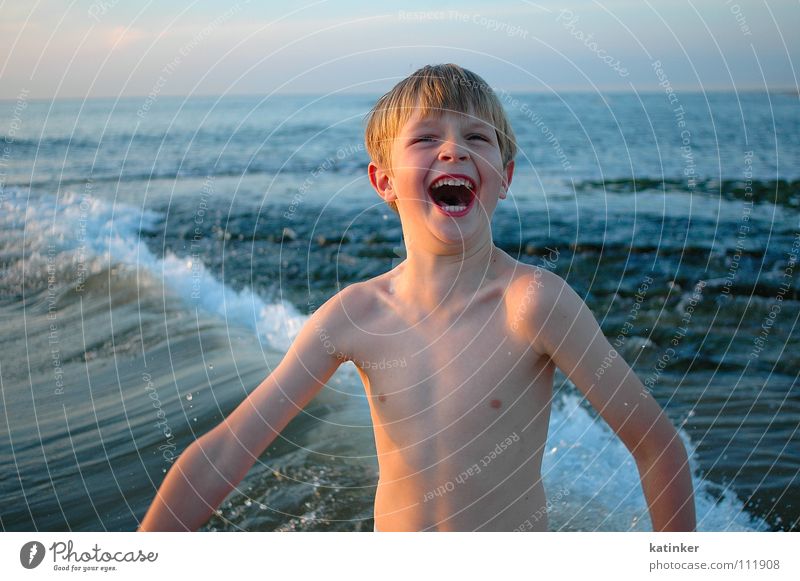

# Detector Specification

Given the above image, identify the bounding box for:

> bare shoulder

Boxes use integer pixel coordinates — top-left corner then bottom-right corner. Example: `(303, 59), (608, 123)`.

(314, 275), (386, 320)
(333, 277), (387, 321)
(309, 277), (386, 359)
(504, 261), (578, 356)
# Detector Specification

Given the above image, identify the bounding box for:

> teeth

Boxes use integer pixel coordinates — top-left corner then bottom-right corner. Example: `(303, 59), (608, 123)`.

(442, 204), (467, 213)
(431, 177), (474, 190)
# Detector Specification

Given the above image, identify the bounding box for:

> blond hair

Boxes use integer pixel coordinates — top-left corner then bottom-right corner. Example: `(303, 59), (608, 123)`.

(364, 64), (517, 212)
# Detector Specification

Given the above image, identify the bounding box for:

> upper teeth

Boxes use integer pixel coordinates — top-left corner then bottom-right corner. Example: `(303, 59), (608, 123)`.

(431, 177), (474, 189)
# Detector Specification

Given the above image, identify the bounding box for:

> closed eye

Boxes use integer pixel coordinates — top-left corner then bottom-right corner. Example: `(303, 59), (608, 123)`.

(410, 134), (490, 144)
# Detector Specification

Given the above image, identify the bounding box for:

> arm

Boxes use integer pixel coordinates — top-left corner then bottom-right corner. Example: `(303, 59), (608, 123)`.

(527, 271), (696, 531)
(138, 292), (352, 531)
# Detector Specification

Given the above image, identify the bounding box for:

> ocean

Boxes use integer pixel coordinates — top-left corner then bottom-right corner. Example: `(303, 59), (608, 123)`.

(1, 90), (798, 531)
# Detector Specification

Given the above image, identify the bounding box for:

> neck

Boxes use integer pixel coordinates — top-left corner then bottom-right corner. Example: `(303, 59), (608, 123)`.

(395, 235), (499, 311)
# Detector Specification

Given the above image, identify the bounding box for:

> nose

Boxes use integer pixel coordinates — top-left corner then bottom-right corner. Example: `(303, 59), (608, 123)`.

(437, 138), (470, 162)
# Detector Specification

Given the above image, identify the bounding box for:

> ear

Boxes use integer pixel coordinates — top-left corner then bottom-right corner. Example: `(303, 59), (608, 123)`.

(499, 160), (515, 200)
(368, 161), (397, 204)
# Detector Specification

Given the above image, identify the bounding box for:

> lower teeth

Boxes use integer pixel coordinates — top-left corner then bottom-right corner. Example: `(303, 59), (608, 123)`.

(442, 204), (466, 212)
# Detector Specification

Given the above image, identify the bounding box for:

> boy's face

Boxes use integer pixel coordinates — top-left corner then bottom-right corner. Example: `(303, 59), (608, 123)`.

(369, 107), (514, 249)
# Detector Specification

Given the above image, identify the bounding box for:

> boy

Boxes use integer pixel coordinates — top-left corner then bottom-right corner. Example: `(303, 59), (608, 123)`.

(139, 64), (696, 532)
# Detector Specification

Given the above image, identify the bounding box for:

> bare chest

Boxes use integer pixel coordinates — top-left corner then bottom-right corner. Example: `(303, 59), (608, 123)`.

(350, 296), (554, 452)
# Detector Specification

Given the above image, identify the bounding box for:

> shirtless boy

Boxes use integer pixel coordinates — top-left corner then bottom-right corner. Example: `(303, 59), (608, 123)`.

(139, 64), (696, 532)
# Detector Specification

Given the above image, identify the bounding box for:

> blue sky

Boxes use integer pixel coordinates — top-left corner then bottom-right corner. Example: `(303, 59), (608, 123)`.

(0, 0), (797, 99)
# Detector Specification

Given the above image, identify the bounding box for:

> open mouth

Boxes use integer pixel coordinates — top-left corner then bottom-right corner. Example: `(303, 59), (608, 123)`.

(428, 175), (476, 217)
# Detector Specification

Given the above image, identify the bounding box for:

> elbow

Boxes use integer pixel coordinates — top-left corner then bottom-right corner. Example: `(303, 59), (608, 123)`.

(633, 426), (689, 471)
(195, 424), (254, 486)
(632, 421), (688, 466)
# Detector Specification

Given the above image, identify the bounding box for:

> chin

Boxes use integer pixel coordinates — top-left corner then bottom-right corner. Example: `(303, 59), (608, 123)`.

(430, 213), (487, 247)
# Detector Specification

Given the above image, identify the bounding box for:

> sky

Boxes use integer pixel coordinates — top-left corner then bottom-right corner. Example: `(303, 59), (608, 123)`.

(0, 0), (798, 100)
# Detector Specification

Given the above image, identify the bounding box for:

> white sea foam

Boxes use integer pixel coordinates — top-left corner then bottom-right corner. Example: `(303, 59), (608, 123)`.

(1, 189), (307, 352)
(543, 391), (768, 531)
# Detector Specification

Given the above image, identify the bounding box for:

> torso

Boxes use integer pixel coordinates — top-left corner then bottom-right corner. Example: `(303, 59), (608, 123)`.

(344, 258), (556, 531)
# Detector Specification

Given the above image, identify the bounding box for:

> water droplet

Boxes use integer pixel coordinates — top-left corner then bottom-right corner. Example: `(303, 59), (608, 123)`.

(208, 364), (214, 370)
(186, 393), (193, 401)
(244, 499), (252, 507)
(259, 503), (267, 510)
(193, 417), (197, 422)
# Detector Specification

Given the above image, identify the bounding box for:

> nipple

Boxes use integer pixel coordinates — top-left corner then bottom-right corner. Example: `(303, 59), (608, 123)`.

(490, 399), (502, 409)
(378, 394), (387, 403)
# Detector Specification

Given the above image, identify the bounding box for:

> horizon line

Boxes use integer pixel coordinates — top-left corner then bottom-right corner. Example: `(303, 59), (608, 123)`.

(2, 86), (797, 103)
